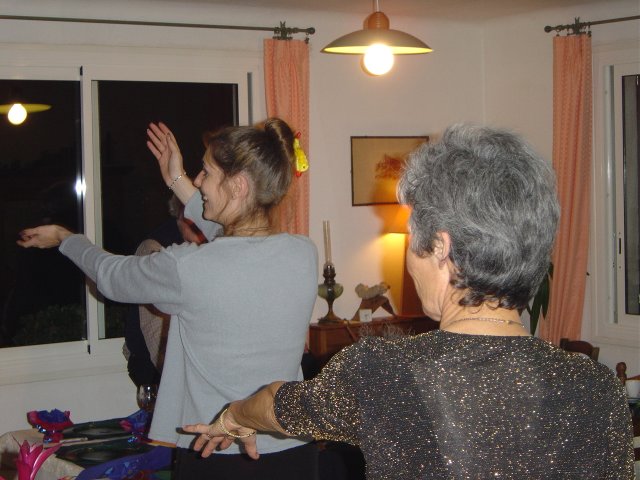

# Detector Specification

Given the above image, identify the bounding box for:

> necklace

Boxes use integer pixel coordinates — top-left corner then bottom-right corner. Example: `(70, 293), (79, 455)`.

(443, 317), (524, 329)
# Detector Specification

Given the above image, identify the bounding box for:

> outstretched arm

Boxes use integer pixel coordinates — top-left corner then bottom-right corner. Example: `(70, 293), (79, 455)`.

(146, 122), (197, 205)
(183, 381), (287, 460)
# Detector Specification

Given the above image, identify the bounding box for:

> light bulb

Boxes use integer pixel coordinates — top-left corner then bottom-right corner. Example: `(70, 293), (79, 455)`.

(363, 44), (394, 75)
(7, 103), (27, 125)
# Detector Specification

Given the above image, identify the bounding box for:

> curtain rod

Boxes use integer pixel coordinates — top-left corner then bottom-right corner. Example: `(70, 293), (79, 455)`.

(544, 15), (640, 34)
(0, 15), (315, 41)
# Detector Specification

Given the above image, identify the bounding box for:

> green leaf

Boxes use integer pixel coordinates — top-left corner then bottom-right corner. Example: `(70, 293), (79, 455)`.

(526, 262), (553, 336)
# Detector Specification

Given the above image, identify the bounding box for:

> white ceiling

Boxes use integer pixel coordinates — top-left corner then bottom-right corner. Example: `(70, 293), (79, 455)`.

(171, 0), (608, 22)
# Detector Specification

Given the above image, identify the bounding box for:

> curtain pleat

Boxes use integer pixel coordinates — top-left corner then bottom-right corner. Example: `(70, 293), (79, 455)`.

(263, 39), (310, 235)
(539, 35), (592, 344)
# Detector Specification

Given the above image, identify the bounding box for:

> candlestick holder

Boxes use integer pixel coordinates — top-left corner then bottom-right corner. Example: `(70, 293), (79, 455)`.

(317, 262), (345, 324)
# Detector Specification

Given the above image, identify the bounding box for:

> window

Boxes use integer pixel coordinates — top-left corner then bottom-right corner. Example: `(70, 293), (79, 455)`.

(0, 49), (259, 382)
(0, 78), (85, 347)
(0, 76), (238, 348)
(591, 45), (640, 346)
(95, 80), (237, 339)
(617, 71), (639, 318)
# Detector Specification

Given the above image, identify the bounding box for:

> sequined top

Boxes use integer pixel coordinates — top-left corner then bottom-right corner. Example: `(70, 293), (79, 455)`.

(274, 330), (634, 479)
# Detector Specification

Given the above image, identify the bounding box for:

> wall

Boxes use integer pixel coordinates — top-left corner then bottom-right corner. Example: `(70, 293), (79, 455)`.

(482, 0), (640, 373)
(0, 0), (637, 433)
(0, 0), (484, 433)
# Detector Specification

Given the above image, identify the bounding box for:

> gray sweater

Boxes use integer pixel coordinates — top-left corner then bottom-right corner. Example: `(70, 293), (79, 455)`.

(60, 192), (318, 453)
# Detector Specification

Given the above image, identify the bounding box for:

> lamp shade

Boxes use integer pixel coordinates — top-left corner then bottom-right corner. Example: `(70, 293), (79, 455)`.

(385, 205), (411, 234)
(322, 11), (432, 55)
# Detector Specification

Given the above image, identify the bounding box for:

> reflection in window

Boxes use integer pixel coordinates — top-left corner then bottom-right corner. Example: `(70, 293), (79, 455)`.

(96, 80), (237, 338)
(0, 78), (238, 348)
(0, 79), (85, 347)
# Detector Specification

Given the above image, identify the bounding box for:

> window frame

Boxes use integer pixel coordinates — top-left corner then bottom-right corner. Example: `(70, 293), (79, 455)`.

(0, 44), (262, 385)
(591, 42), (640, 347)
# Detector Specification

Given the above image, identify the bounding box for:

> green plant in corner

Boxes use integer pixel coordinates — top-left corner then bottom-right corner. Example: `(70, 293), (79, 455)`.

(527, 263), (553, 336)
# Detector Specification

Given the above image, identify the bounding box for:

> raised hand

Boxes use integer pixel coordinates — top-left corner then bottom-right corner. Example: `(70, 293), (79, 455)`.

(17, 225), (73, 249)
(146, 122), (185, 187)
(146, 122), (196, 204)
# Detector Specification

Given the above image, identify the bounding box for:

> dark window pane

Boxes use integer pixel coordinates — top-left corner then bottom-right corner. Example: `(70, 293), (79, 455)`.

(97, 80), (237, 338)
(0, 79), (85, 347)
(622, 74), (640, 316)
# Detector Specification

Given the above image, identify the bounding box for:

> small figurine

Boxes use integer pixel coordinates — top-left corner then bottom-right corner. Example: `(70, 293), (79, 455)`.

(351, 282), (395, 321)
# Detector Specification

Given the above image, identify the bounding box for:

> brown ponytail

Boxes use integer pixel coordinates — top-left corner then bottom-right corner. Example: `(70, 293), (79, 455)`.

(203, 117), (295, 222)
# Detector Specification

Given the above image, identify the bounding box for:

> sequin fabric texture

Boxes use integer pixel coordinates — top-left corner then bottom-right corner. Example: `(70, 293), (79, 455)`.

(275, 330), (634, 479)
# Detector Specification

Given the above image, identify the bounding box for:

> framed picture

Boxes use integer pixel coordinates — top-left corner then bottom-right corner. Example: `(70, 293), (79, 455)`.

(351, 136), (428, 206)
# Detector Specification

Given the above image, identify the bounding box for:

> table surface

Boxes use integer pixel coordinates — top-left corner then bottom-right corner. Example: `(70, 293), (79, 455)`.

(0, 427), (172, 480)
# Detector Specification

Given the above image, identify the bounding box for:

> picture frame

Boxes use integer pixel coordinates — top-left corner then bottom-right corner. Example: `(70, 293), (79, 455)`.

(351, 136), (428, 206)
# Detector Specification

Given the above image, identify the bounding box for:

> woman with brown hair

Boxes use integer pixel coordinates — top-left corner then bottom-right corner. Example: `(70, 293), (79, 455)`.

(19, 118), (319, 479)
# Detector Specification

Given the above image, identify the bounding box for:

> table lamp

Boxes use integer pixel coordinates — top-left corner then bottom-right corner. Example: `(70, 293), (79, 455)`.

(385, 206), (423, 315)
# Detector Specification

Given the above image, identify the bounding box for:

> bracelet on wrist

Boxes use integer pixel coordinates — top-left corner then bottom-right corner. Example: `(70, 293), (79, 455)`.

(218, 408), (256, 439)
(168, 172), (186, 191)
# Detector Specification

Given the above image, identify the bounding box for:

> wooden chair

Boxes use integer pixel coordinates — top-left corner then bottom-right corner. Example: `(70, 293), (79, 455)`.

(559, 338), (600, 361)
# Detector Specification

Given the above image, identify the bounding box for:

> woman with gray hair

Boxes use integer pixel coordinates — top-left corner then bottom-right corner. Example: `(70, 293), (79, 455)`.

(184, 124), (634, 479)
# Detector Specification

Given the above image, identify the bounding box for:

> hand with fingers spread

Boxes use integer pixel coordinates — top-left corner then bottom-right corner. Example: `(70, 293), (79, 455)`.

(146, 122), (197, 204)
(17, 225), (73, 249)
(184, 407), (259, 459)
(146, 122), (185, 186)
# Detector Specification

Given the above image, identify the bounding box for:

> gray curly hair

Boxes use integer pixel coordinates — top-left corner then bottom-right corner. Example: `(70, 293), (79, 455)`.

(397, 123), (560, 310)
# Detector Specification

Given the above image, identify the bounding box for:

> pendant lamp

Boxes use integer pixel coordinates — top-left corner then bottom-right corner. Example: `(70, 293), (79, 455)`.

(322, 1), (432, 75)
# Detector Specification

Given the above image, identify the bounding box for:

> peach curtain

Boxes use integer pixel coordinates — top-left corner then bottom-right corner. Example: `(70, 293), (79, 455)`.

(539, 34), (592, 344)
(263, 39), (310, 235)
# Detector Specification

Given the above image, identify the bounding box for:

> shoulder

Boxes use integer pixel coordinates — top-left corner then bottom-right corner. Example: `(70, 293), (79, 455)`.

(553, 345), (620, 383)
(276, 233), (317, 251)
(155, 241), (200, 261)
(238, 234), (318, 260)
(332, 335), (414, 370)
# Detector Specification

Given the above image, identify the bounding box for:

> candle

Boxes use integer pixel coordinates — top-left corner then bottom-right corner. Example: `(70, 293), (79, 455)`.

(323, 220), (332, 264)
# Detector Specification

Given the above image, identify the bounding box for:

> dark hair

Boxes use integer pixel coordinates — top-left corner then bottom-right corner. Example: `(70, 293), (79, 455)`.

(397, 123), (560, 310)
(203, 118), (295, 222)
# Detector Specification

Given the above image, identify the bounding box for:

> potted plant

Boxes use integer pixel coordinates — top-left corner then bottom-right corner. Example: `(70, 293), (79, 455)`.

(527, 263), (553, 336)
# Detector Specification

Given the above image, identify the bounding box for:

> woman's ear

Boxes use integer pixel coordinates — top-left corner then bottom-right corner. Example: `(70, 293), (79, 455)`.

(231, 173), (250, 200)
(433, 231), (451, 263)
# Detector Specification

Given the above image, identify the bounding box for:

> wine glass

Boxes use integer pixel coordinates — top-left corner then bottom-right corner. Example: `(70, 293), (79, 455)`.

(137, 384), (158, 412)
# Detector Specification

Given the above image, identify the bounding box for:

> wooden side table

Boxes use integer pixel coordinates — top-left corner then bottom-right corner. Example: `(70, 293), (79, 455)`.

(308, 315), (439, 367)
